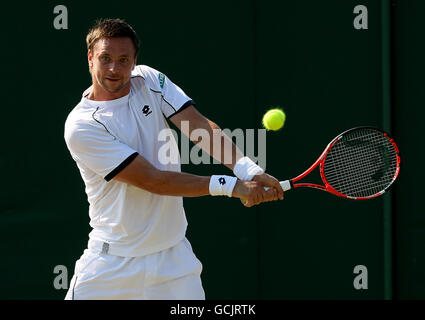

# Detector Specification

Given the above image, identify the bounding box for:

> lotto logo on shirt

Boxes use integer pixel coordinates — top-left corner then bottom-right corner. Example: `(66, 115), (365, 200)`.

(142, 105), (152, 116)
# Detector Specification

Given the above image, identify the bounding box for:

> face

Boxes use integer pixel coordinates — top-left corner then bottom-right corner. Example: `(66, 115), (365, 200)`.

(88, 37), (137, 99)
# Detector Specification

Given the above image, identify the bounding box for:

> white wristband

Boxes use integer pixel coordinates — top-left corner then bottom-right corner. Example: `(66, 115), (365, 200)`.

(233, 157), (264, 181)
(209, 175), (238, 197)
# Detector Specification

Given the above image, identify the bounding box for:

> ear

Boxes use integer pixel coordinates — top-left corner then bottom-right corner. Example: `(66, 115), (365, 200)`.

(88, 50), (94, 68)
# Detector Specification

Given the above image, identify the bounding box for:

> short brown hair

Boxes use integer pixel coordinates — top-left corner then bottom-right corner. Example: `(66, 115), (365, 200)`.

(86, 18), (140, 57)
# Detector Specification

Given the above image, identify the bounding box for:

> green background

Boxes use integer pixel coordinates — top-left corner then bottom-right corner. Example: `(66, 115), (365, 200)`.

(0, 0), (422, 299)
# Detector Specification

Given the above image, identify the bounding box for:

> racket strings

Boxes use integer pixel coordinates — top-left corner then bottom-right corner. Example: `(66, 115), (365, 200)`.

(331, 136), (397, 196)
(323, 129), (398, 198)
(326, 131), (397, 197)
(325, 145), (388, 189)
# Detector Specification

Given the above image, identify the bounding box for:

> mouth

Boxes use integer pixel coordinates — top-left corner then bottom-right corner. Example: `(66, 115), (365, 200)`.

(105, 77), (120, 82)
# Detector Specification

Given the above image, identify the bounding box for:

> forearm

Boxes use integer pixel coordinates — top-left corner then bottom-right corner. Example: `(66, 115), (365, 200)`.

(210, 120), (244, 171)
(186, 118), (244, 171)
(141, 169), (211, 197)
(170, 106), (265, 181)
(171, 106), (245, 171)
(113, 154), (209, 196)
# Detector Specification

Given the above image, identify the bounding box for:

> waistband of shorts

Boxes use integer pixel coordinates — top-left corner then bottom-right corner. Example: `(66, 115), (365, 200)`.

(87, 236), (186, 258)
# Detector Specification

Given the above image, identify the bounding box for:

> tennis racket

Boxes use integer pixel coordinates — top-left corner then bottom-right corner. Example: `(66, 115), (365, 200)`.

(271, 127), (400, 200)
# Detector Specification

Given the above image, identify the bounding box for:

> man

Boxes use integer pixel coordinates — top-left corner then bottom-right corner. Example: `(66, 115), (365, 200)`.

(64, 18), (283, 300)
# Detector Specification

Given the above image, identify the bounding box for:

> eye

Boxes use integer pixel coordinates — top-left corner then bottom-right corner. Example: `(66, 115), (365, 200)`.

(101, 56), (111, 62)
(120, 58), (129, 63)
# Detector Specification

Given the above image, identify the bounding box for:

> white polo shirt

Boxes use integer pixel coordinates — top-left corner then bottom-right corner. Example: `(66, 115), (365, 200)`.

(64, 65), (194, 257)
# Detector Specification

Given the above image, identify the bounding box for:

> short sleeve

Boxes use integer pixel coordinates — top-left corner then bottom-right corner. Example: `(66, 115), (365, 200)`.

(134, 65), (195, 118)
(159, 73), (195, 118)
(65, 120), (138, 182)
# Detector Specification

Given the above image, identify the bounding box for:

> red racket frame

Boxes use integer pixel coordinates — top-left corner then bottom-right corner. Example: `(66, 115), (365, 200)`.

(287, 127), (401, 200)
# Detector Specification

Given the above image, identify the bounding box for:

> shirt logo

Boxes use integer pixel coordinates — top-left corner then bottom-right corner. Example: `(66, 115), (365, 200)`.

(158, 73), (165, 89)
(142, 105), (152, 116)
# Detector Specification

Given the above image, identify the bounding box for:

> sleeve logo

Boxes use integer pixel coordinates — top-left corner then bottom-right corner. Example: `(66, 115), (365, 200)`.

(219, 177), (226, 185)
(158, 73), (165, 89)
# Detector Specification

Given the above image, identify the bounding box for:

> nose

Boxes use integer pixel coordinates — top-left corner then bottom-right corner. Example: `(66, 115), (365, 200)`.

(108, 60), (120, 74)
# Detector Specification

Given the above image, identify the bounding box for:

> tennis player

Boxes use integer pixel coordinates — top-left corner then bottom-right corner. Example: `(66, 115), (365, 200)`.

(64, 18), (284, 300)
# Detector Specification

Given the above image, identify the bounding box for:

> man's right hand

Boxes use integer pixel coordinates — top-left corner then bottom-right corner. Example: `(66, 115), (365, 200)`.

(232, 180), (281, 207)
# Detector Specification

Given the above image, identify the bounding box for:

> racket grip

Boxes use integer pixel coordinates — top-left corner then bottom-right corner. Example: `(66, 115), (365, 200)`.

(280, 180), (292, 191)
(264, 180), (291, 192)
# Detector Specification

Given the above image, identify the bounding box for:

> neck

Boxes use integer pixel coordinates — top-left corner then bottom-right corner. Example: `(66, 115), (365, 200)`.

(88, 82), (130, 101)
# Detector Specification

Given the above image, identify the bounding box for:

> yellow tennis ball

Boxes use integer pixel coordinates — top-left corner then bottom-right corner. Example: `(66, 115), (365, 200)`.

(262, 109), (286, 131)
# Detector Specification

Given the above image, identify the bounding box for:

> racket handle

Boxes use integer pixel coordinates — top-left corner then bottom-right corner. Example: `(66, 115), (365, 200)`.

(264, 180), (291, 192)
(280, 180), (292, 191)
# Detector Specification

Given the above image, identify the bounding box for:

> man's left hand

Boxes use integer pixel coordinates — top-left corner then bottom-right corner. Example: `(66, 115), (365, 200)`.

(252, 173), (284, 200)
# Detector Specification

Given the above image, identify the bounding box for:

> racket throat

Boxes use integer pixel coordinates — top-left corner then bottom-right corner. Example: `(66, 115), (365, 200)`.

(293, 163), (324, 187)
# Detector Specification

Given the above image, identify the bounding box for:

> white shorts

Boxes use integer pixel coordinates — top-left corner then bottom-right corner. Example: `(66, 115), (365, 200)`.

(65, 238), (205, 300)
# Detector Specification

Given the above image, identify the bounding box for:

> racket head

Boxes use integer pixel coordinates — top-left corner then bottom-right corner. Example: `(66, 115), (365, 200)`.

(318, 127), (400, 200)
